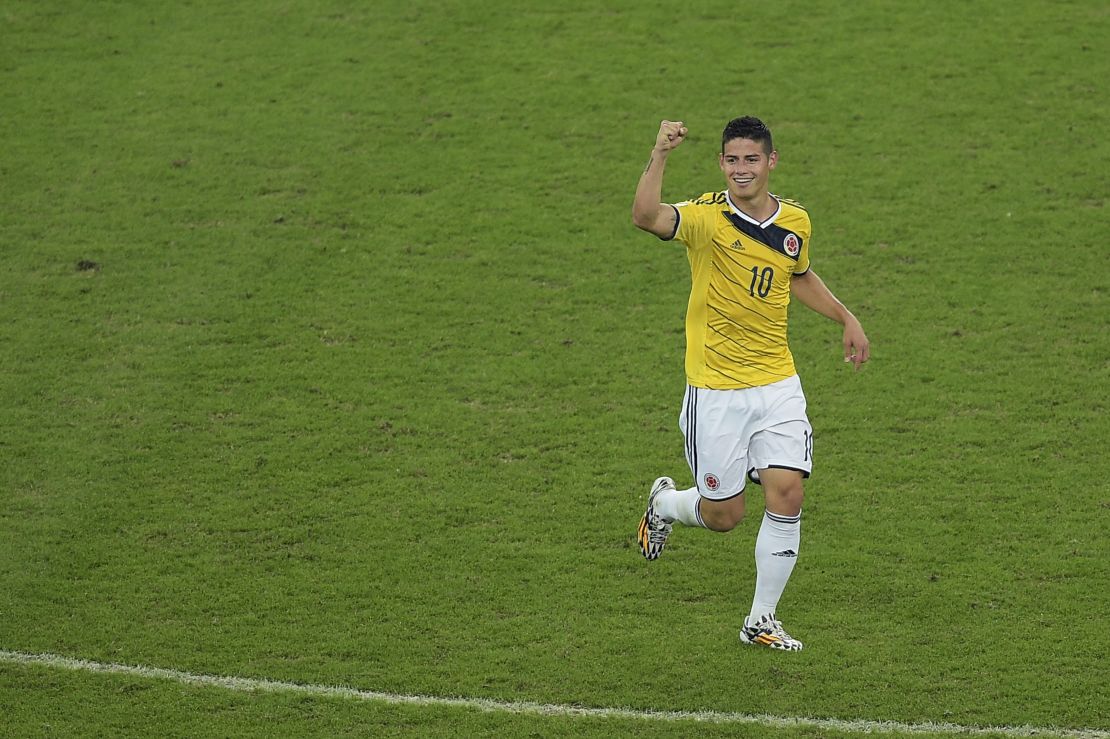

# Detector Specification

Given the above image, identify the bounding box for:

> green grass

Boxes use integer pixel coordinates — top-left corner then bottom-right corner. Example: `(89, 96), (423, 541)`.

(8, 663), (1036, 739)
(2, 0), (1108, 736)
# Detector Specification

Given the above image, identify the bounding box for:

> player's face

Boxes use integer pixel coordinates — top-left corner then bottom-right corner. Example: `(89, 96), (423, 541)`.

(719, 138), (777, 201)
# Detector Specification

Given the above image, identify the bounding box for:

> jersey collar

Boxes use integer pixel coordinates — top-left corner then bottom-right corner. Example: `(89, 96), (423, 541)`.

(726, 191), (781, 229)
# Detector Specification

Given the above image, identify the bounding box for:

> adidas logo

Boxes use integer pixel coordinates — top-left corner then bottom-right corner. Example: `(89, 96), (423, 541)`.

(728, 239), (745, 251)
(771, 549), (797, 558)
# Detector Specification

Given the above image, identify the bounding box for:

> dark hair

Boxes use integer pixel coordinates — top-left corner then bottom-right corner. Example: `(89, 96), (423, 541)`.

(721, 116), (773, 154)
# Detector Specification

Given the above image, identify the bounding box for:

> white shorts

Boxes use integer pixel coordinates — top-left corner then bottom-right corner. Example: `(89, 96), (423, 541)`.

(678, 375), (813, 500)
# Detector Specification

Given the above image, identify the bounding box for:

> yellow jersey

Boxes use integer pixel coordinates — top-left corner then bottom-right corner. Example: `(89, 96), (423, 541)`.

(665, 190), (812, 389)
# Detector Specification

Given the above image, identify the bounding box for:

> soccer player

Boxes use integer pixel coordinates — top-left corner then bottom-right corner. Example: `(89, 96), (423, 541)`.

(632, 117), (870, 651)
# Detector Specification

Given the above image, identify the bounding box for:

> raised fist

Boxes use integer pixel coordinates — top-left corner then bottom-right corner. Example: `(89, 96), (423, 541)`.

(655, 120), (688, 152)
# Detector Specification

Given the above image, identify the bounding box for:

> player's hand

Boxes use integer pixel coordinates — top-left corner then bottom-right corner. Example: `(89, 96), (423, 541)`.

(843, 319), (870, 370)
(654, 120), (688, 152)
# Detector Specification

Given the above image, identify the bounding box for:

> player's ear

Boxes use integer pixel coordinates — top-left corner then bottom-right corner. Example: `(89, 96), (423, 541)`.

(768, 150), (778, 169)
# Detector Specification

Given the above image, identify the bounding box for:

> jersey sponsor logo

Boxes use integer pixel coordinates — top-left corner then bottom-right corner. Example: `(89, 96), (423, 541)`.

(703, 473), (720, 492)
(783, 233), (800, 256)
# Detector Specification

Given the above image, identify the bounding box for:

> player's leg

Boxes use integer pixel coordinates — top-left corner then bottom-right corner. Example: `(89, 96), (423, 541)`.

(639, 479), (744, 559)
(750, 467), (804, 615)
(740, 376), (812, 650)
(740, 467), (806, 650)
(637, 384), (711, 559)
(638, 385), (751, 559)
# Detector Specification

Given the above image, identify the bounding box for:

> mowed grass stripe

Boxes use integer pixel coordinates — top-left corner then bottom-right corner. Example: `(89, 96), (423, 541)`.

(2, 650), (1105, 739)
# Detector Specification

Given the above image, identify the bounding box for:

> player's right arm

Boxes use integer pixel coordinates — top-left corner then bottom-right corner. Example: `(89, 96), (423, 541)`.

(632, 120), (688, 239)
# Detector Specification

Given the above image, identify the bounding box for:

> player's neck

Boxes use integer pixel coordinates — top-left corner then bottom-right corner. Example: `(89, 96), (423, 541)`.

(729, 190), (777, 223)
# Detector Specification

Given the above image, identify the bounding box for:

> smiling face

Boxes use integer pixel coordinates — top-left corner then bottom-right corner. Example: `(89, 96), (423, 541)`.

(719, 137), (777, 206)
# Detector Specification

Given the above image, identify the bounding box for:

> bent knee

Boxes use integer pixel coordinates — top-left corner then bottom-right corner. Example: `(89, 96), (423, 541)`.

(703, 507), (745, 532)
(711, 517), (743, 532)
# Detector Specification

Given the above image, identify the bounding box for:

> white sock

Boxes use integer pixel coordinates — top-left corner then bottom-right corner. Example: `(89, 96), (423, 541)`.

(653, 487), (705, 527)
(748, 510), (801, 623)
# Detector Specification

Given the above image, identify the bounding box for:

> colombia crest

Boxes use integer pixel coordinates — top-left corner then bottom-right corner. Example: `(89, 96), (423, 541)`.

(783, 233), (800, 257)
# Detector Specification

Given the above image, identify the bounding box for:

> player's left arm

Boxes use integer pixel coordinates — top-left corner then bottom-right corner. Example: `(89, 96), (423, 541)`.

(790, 270), (870, 370)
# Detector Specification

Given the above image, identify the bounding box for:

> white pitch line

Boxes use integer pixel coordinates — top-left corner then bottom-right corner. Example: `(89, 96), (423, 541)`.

(1, 650), (1106, 738)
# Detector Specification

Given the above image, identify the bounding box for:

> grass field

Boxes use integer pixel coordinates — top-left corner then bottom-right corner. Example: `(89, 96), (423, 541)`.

(2, 1), (1108, 736)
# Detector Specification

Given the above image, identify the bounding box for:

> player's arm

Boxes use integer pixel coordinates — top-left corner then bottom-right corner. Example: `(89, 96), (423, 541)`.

(632, 120), (688, 239)
(790, 270), (871, 370)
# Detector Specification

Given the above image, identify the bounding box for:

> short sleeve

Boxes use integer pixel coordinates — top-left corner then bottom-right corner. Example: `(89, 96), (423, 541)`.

(793, 234), (811, 274)
(671, 202), (715, 250)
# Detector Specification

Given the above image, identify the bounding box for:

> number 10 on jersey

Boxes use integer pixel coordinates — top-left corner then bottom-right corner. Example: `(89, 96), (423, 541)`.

(749, 266), (774, 298)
